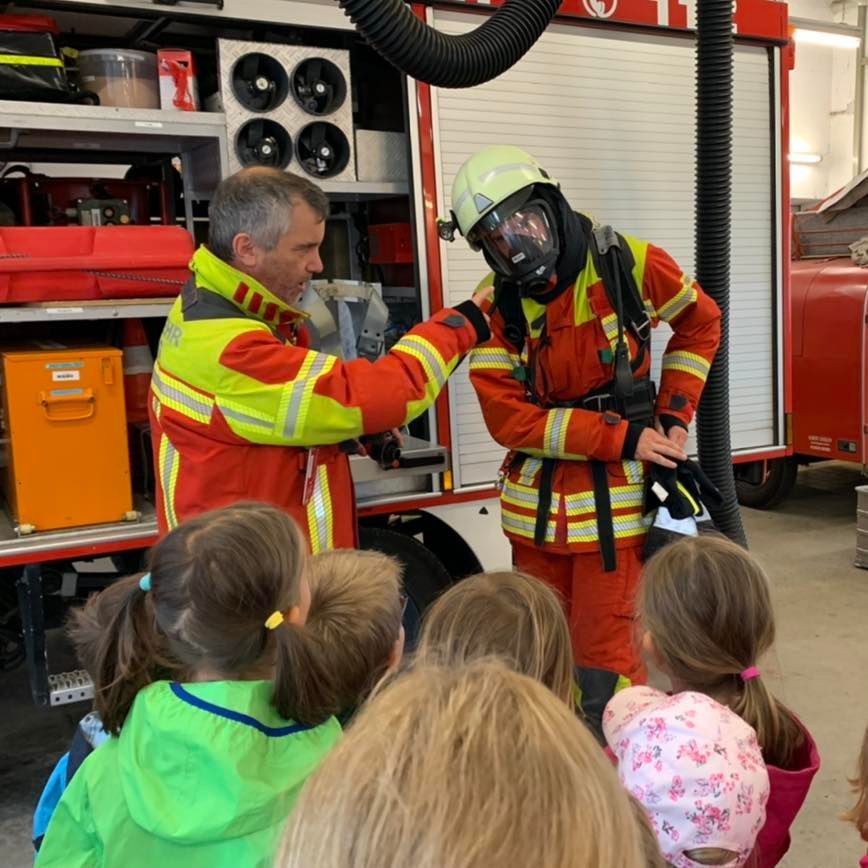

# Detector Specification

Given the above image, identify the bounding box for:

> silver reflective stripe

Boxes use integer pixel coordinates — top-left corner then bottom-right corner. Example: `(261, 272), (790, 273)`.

(504, 482), (558, 509)
(661, 286), (696, 321)
(161, 438), (178, 529)
(152, 367), (211, 419)
(663, 353), (709, 376)
(546, 409), (569, 455)
(311, 469), (330, 553)
(519, 456), (542, 484)
(398, 338), (447, 388)
(219, 403), (273, 431)
(283, 353), (331, 440)
(503, 511), (554, 542)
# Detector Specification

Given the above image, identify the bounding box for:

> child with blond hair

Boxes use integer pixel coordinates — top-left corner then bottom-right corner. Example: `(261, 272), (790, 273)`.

(416, 569), (574, 706)
(304, 548), (405, 723)
(632, 534), (819, 867)
(278, 659), (650, 868)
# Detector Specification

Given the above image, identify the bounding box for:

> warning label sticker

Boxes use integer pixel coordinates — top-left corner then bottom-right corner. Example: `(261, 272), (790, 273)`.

(52, 370), (81, 383)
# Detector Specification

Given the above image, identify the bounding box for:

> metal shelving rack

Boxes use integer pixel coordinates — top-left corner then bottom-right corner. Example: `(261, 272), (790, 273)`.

(0, 80), (415, 704)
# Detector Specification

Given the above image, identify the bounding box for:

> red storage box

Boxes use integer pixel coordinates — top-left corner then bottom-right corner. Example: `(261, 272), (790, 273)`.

(369, 223), (413, 264)
(0, 226), (193, 303)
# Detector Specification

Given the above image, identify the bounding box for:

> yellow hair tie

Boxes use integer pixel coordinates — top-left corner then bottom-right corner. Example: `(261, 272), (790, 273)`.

(264, 610), (285, 630)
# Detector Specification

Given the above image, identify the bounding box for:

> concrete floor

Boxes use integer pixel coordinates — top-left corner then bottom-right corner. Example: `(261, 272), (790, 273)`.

(0, 462), (866, 867)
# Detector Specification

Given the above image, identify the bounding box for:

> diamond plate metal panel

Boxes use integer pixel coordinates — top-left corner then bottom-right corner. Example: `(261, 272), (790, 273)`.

(217, 39), (355, 182)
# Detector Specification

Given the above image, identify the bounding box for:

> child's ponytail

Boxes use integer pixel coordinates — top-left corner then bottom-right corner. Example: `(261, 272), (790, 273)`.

(273, 623), (342, 727)
(731, 671), (801, 770)
(68, 573), (181, 735)
(639, 534), (804, 770)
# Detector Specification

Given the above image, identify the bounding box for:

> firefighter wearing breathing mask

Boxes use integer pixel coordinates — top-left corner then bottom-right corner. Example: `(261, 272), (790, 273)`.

(440, 145), (721, 734)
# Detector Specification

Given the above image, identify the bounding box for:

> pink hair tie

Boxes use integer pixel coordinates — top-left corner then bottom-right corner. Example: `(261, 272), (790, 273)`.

(740, 666), (760, 682)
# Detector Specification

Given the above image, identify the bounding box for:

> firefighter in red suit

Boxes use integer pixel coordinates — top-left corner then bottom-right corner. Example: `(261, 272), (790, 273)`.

(440, 145), (721, 731)
(150, 167), (490, 550)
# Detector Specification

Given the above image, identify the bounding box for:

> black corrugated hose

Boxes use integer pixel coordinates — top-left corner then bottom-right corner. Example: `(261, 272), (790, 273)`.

(336, 0), (561, 88)
(694, 0), (747, 546)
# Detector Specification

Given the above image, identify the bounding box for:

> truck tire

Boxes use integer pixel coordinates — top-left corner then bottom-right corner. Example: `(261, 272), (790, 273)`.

(735, 457), (797, 509)
(358, 525), (453, 649)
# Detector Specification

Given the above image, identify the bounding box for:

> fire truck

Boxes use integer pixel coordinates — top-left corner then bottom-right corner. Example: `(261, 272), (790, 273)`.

(0, 0), (792, 705)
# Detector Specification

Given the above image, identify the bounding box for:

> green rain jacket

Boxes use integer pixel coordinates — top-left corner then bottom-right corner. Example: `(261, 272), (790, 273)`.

(35, 679), (341, 867)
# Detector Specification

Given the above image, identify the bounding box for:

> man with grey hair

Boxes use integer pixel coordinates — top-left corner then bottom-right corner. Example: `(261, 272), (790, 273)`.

(150, 167), (491, 551)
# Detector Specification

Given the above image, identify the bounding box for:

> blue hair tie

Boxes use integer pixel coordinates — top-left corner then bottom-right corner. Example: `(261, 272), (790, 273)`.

(139, 573), (152, 592)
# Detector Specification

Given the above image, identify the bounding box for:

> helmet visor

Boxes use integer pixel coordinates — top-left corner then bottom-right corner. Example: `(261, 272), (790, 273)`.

(469, 200), (556, 279)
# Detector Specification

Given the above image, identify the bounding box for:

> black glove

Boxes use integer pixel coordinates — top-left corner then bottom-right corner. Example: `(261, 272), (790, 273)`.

(643, 459), (723, 520)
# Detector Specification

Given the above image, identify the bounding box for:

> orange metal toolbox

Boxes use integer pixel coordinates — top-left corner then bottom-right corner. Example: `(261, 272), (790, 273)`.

(1, 344), (133, 532)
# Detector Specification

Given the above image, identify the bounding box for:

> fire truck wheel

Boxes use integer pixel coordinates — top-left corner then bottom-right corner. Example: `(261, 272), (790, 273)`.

(735, 457), (798, 510)
(358, 525), (452, 650)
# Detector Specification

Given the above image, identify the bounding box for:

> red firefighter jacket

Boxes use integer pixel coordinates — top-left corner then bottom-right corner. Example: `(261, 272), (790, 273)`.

(149, 245), (484, 550)
(469, 234), (721, 554)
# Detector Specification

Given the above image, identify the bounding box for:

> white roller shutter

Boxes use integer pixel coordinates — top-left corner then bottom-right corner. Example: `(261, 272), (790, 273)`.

(432, 11), (778, 488)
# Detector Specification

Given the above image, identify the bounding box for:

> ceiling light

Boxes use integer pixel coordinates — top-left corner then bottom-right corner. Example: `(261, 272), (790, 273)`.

(793, 29), (861, 49)
(788, 153), (823, 164)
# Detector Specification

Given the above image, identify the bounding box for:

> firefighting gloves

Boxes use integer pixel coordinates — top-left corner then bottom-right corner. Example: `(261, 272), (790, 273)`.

(642, 459), (723, 560)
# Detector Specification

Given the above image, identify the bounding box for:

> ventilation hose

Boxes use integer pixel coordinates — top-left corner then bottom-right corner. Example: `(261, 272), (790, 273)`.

(336, 0), (561, 88)
(694, 0), (747, 546)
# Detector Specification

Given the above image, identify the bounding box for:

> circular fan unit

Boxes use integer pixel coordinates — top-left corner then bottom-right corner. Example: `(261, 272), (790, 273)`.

(296, 122), (350, 179)
(235, 119), (292, 169)
(291, 57), (347, 116)
(231, 53), (289, 112)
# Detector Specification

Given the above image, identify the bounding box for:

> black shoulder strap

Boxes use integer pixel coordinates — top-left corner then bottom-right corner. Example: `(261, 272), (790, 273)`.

(587, 226), (650, 348)
(491, 275), (527, 352)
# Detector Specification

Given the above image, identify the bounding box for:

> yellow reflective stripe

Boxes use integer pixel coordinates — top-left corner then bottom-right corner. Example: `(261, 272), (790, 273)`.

(306, 465), (334, 554)
(622, 460), (643, 485)
(151, 363), (213, 425)
(544, 408), (572, 457)
(600, 313), (619, 352)
(469, 346), (518, 372)
(662, 350), (711, 382)
(518, 456), (542, 485)
(565, 512), (652, 543)
(676, 481), (700, 515)
(282, 352), (336, 441)
(502, 507), (555, 543)
(398, 334), (450, 388)
(216, 397), (275, 435)
(563, 484), (644, 516)
(159, 435), (180, 530)
(0, 54), (62, 67)
(657, 276), (697, 323)
(502, 477), (560, 511)
(503, 507), (651, 544)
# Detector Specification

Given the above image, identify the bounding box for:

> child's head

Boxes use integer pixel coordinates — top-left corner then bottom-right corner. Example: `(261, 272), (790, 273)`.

(278, 659), (647, 868)
(638, 535), (801, 768)
(304, 548), (404, 717)
(416, 570), (574, 704)
(844, 722), (868, 842)
(69, 501), (323, 735)
(604, 686), (770, 868)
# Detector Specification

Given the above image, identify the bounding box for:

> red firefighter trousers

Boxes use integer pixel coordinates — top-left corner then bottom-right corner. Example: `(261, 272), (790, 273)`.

(513, 540), (647, 688)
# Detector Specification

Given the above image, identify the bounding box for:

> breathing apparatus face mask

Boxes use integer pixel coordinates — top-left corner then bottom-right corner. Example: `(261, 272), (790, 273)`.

(467, 191), (559, 294)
